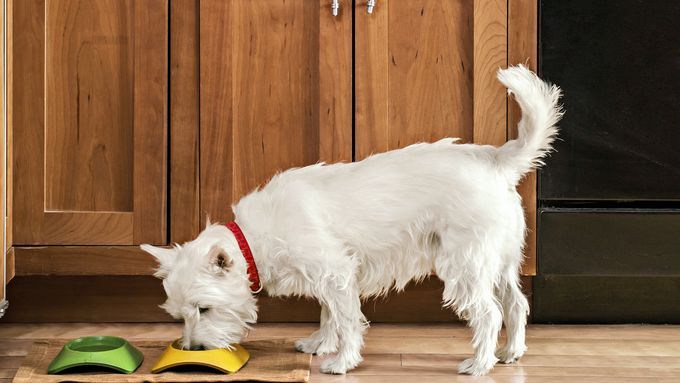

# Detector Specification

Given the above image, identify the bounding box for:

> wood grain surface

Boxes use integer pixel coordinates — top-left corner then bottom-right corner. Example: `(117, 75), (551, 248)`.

(199, 0), (352, 224)
(472, 0), (507, 146)
(12, 246), (157, 276)
(355, 0), (474, 160)
(229, 1), (320, 202)
(2, 323), (679, 382)
(45, 0), (135, 213)
(388, 1), (474, 147)
(5, 0), (12, 253)
(11, 0), (168, 245)
(199, 0), (234, 225)
(5, 249), (13, 283)
(318, 0), (353, 163)
(132, 0), (168, 245)
(170, 0), (201, 244)
(0, 0), (5, 303)
(354, 0), (389, 158)
(509, 0), (538, 275)
(11, 0), (47, 244)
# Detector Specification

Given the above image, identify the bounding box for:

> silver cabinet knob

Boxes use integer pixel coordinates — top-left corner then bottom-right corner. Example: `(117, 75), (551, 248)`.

(331, 0), (340, 16)
(367, 0), (376, 14)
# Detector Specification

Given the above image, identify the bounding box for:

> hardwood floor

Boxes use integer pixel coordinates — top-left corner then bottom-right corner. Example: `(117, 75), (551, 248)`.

(0, 323), (679, 382)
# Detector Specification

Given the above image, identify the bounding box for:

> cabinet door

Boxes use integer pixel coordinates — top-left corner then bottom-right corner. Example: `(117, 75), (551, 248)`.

(356, 0), (474, 155)
(197, 0), (353, 224)
(11, 0), (168, 245)
(355, 0), (536, 274)
(355, 0), (507, 163)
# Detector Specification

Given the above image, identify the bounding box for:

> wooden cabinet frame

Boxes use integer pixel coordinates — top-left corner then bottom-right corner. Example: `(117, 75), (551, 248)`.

(1, 0), (6, 318)
(508, 0), (538, 275)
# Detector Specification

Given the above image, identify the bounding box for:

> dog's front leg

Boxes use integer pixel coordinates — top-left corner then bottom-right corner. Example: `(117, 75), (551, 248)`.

(318, 283), (367, 374)
(295, 304), (338, 355)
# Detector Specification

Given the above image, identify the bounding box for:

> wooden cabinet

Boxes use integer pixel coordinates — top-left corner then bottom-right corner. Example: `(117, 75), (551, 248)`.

(10, 0), (168, 245)
(4, 0), (537, 321)
(197, 0), (353, 226)
(170, 0), (353, 243)
(356, 0), (476, 157)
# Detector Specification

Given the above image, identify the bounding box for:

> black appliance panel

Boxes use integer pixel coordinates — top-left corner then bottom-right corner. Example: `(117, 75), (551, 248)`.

(539, 0), (680, 200)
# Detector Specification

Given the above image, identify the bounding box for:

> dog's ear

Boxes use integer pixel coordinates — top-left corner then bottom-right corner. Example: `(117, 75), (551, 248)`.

(141, 244), (177, 278)
(207, 245), (233, 275)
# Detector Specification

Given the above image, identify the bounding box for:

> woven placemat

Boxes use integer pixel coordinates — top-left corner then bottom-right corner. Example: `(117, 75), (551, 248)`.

(13, 339), (311, 382)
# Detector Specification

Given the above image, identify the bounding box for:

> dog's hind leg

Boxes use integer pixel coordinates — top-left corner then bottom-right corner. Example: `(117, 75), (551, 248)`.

(453, 285), (502, 375)
(496, 271), (529, 363)
(295, 304), (339, 355)
(317, 281), (367, 374)
(436, 237), (502, 376)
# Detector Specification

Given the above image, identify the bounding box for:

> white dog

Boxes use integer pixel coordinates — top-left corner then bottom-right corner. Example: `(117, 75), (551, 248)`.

(142, 65), (562, 376)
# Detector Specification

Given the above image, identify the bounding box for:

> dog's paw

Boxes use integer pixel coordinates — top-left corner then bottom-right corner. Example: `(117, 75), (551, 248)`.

(295, 333), (339, 356)
(295, 337), (320, 354)
(457, 357), (496, 376)
(320, 357), (350, 374)
(495, 344), (526, 364)
(314, 338), (338, 356)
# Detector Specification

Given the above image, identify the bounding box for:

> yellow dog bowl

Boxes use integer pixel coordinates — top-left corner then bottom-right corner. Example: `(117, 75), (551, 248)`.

(151, 340), (249, 374)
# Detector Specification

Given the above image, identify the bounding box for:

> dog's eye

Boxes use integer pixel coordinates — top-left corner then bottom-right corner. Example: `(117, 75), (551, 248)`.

(198, 307), (210, 314)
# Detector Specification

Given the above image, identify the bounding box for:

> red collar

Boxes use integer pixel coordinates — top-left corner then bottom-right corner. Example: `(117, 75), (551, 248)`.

(225, 221), (262, 294)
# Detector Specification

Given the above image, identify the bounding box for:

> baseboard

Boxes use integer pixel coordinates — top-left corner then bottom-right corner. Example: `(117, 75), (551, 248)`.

(2, 276), (531, 323)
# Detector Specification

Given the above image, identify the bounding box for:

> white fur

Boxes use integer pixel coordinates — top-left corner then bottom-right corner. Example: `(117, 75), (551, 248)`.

(142, 65), (563, 375)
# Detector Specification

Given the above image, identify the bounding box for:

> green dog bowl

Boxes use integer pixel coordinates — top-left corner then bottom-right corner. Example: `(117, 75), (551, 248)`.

(47, 336), (143, 374)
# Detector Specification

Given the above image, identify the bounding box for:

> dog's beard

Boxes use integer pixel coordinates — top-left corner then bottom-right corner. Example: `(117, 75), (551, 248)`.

(182, 304), (258, 350)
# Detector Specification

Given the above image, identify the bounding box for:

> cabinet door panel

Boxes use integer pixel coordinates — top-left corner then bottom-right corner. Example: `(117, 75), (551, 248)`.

(356, 0), (510, 153)
(199, 0), (352, 223)
(12, 0), (168, 245)
(355, 0), (477, 159)
(169, 0), (201, 244)
(45, 1), (134, 213)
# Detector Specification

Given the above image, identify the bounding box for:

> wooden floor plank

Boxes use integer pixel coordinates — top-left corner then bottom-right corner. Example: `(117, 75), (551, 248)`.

(310, 375), (678, 383)
(404, 353), (680, 369)
(1, 323), (679, 382)
(0, 323), (182, 340)
(363, 337), (680, 356)
(310, 353), (680, 378)
(525, 324), (680, 340)
(0, 357), (23, 369)
(0, 340), (32, 356)
(400, 361), (680, 378)
(311, 354), (402, 375)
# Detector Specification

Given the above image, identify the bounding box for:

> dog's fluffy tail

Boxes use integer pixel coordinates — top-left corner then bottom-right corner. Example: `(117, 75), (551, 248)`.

(496, 65), (563, 184)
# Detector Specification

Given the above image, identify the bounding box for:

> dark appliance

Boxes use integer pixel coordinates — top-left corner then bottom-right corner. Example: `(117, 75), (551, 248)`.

(536, 0), (680, 323)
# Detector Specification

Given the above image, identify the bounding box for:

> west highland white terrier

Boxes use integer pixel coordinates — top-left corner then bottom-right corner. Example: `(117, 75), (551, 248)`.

(142, 65), (562, 376)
